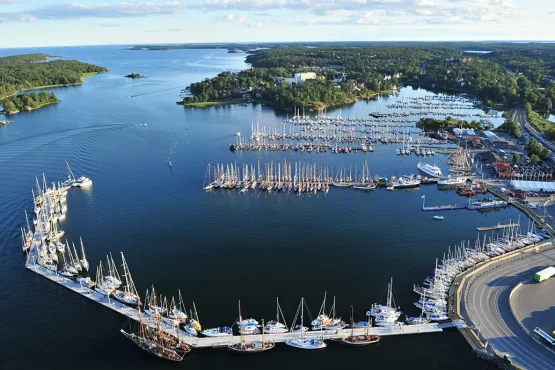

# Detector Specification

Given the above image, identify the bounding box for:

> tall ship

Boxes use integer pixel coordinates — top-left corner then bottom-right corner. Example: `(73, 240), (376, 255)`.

(437, 176), (466, 188)
(467, 198), (508, 210)
(417, 162), (442, 178)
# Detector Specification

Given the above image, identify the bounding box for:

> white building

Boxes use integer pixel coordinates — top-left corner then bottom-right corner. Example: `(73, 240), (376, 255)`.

(293, 72), (317, 84)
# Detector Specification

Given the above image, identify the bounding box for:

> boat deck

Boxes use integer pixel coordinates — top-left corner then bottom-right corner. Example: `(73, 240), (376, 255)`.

(25, 259), (444, 348)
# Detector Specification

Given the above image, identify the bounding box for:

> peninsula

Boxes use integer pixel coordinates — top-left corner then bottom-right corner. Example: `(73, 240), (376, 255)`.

(1, 92), (60, 115)
(0, 53), (108, 100)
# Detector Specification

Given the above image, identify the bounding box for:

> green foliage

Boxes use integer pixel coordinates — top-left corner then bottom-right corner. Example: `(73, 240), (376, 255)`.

(1, 91), (59, 114)
(416, 117), (485, 130)
(497, 120), (522, 138)
(0, 53), (108, 99)
(525, 137), (550, 162)
(525, 102), (555, 132)
(512, 153), (520, 165)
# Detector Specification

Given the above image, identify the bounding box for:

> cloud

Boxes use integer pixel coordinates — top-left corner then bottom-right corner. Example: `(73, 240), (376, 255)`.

(225, 13), (247, 22)
(0, 0), (18, 4)
(145, 27), (184, 32)
(0, 2), (187, 22)
(0, 0), (525, 28)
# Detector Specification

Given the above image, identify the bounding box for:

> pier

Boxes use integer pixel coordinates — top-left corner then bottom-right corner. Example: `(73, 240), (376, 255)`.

(25, 245), (446, 348)
(477, 223), (521, 231)
(422, 204), (467, 212)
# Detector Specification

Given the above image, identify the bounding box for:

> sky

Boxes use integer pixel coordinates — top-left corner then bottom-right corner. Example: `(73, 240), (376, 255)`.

(0, 0), (554, 48)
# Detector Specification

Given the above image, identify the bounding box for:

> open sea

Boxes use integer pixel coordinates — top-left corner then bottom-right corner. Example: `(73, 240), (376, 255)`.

(0, 45), (517, 369)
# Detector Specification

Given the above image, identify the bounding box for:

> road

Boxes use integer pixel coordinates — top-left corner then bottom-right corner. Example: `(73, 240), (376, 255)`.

(461, 246), (555, 370)
(514, 107), (555, 163)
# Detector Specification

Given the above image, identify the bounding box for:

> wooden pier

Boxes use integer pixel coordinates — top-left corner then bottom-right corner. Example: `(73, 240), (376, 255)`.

(477, 223), (520, 231)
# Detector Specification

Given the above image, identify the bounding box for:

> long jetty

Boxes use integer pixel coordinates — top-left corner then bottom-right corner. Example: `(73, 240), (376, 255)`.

(24, 181), (448, 350)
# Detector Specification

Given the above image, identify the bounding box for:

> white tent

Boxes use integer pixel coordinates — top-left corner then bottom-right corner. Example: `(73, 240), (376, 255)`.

(510, 180), (555, 192)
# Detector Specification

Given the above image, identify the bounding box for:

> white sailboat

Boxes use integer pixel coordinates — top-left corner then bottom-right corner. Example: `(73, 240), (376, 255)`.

(286, 298), (326, 349)
(79, 237), (89, 271)
(265, 297), (289, 334)
(111, 253), (141, 307)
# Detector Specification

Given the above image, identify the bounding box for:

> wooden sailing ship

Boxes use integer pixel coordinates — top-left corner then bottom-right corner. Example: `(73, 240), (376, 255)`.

(228, 300), (275, 354)
(341, 306), (381, 346)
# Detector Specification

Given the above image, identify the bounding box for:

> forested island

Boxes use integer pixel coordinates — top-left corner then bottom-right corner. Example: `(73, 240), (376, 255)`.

(0, 53), (108, 99)
(124, 73), (146, 79)
(179, 44), (555, 119)
(1, 92), (59, 115)
(416, 117), (491, 131)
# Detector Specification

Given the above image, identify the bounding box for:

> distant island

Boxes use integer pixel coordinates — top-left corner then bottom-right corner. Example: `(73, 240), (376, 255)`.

(124, 73), (146, 79)
(0, 53), (108, 100)
(1, 91), (60, 115)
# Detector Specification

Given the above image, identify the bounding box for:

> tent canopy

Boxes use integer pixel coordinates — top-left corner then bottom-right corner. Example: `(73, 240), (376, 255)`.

(510, 180), (555, 192)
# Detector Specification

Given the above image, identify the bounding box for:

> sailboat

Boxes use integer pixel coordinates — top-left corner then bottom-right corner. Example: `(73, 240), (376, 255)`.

(79, 238), (89, 271)
(120, 295), (187, 361)
(286, 298), (327, 349)
(265, 297), (289, 334)
(111, 253), (141, 307)
(369, 278), (402, 327)
(184, 302), (201, 337)
(341, 306), (381, 345)
(168, 290), (188, 325)
(228, 301), (275, 354)
(311, 292), (332, 330)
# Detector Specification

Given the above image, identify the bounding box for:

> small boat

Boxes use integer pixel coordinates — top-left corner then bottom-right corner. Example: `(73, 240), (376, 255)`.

(77, 276), (96, 289)
(405, 316), (430, 325)
(433, 215), (444, 220)
(265, 297), (288, 334)
(286, 298), (327, 350)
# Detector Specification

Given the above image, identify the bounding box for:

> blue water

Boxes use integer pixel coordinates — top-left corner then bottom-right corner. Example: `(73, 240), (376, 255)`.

(0, 46), (507, 369)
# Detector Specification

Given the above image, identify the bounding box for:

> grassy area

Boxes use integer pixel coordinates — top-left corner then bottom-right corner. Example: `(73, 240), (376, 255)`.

(527, 108), (554, 132)
(178, 98), (246, 107)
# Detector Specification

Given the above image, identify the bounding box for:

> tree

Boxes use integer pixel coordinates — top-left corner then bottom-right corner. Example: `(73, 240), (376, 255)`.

(2, 100), (16, 112)
(512, 153), (520, 165)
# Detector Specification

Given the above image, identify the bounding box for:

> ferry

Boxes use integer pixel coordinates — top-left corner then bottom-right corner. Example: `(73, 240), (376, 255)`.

(437, 176), (466, 188)
(388, 176), (421, 189)
(417, 162), (442, 178)
(466, 198), (508, 210)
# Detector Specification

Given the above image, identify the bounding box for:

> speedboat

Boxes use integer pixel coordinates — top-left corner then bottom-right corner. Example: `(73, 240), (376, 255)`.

(405, 316), (430, 325)
(433, 215), (444, 220)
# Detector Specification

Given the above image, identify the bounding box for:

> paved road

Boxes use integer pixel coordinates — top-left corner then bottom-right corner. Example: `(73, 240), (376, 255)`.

(461, 246), (555, 370)
(514, 107), (555, 164)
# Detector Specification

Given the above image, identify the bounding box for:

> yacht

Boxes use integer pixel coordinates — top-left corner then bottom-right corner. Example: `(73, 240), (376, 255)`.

(417, 162), (442, 178)
(238, 318), (260, 335)
(286, 298), (327, 350)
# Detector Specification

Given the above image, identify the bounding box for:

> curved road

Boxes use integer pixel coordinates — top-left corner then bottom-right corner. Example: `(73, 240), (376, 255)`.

(461, 246), (555, 370)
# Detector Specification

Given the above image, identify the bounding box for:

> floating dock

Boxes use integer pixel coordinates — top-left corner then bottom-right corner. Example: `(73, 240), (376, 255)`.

(422, 204), (467, 212)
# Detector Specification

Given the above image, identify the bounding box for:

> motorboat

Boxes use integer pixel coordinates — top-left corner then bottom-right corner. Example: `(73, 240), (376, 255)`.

(433, 215), (444, 220)
(202, 327), (233, 337)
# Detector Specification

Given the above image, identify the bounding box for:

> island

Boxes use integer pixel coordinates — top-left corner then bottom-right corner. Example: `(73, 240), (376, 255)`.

(124, 73), (146, 79)
(179, 44), (554, 118)
(0, 53), (108, 100)
(1, 91), (60, 115)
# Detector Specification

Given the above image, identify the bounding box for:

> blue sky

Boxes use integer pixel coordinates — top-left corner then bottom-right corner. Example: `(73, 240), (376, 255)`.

(0, 0), (553, 47)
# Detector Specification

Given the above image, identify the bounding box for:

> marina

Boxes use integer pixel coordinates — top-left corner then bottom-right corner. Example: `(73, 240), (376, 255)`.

(0, 46), (529, 370)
